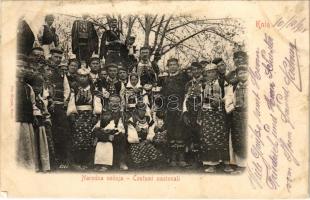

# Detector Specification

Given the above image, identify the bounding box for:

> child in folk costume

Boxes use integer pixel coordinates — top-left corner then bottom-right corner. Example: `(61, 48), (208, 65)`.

(93, 95), (128, 171)
(127, 102), (165, 169)
(225, 51), (248, 172)
(152, 111), (168, 160)
(67, 68), (102, 170)
(199, 63), (230, 173)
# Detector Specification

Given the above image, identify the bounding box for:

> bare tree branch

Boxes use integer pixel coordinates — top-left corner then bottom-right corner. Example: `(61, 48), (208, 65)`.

(151, 15), (165, 55)
(162, 28), (212, 55)
(156, 16), (172, 54)
(118, 15), (123, 34)
(150, 14), (158, 27)
(137, 17), (145, 31)
(125, 15), (137, 43)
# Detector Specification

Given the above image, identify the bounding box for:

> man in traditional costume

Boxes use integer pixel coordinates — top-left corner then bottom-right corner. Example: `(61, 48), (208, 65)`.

(161, 58), (190, 167)
(49, 48), (72, 168)
(88, 55), (101, 85)
(99, 18), (125, 64)
(225, 51), (248, 173)
(37, 14), (59, 58)
(135, 47), (158, 86)
(71, 14), (99, 63)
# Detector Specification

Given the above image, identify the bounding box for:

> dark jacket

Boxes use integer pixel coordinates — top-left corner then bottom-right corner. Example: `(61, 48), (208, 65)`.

(71, 20), (99, 55)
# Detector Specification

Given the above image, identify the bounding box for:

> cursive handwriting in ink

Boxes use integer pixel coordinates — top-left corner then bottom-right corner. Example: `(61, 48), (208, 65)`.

(253, 89), (262, 124)
(287, 168), (293, 192)
(264, 82), (276, 111)
(249, 49), (261, 90)
(279, 39), (302, 92)
(261, 33), (274, 79)
(273, 15), (307, 33)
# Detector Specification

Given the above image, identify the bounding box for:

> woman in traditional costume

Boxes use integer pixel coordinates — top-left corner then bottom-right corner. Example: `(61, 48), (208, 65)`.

(67, 68), (102, 170)
(199, 63), (230, 173)
(123, 72), (150, 114)
(16, 55), (40, 171)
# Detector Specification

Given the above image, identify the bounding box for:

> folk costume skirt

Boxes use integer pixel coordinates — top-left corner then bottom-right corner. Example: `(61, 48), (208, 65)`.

(34, 126), (51, 171)
(129, 141), (164, 168)
(200, 109), (229, 163)
(71, 110), (95, 166)
(16, 122), (39, 171)
(51, 104), (71, 163)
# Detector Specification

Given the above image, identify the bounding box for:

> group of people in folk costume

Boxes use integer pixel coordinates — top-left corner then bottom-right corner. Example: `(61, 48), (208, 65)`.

(16, 14), (248, 173)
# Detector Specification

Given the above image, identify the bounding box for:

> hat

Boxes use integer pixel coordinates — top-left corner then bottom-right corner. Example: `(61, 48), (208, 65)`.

(190, 61), (202, 69)
(31, 46), (44, 52)
(77, 68), (90, 75)
(109, 18), (117, 23)
(105, 63), (118, 70)
(118, 65), (127, 72)
(129, 35), (136, 39)
(212, 58), (224, 65)
(50, 48), (63, 54)
(45, 14), (54, 21)
(167, 58), (178, 65)
(89, 54), (100, 63)
(204, 63), (217, 71)
(233, 51), (248, 59)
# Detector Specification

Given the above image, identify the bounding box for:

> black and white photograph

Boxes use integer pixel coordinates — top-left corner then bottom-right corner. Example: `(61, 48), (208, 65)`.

(16, 12), (248, 174)
(1, 0), (310, 198)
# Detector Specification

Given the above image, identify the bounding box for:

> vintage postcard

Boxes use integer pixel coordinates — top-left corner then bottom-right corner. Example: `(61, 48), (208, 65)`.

(0, 0), (309, 198)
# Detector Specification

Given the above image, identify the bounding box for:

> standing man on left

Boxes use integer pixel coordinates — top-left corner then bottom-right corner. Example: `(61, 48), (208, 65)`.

(37, 14), (59, 58)
(48, 48), (72, 169)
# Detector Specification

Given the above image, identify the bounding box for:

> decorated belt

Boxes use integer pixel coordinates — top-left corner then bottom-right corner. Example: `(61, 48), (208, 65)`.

(53, 101), (64, 105)
(107, 50), (120, 53)
(76, 105), (93, 111)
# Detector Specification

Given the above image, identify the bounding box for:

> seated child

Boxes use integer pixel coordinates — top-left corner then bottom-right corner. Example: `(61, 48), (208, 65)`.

(127, 102), (165, 169)
(152, 111), (168, 157)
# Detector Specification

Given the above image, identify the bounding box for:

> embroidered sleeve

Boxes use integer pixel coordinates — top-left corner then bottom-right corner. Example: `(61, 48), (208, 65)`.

(146, 121), (156, 141)
(127, 117), (139, 143)
(224, 85), (235, 113)
(93, 95), (103, 115)
(66, 92), (78, 116)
